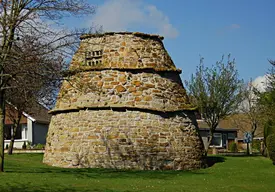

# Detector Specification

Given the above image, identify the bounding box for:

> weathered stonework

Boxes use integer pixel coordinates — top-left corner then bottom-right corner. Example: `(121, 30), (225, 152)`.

(43, 32), (204, 170)
(53, 70), (193, 112)
(44, 110), (203, 170)
(70, 32), (178, 72)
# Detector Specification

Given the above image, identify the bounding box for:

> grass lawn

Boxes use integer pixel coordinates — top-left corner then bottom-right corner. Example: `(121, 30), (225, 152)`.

(0, 154), (274, 192)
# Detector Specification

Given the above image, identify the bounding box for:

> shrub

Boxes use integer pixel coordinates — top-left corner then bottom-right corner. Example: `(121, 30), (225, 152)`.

(252, 140), (261, 152)
(34, 143), (45, 150)
(266, 134), (275, 163)
(26, 141), (32, 149)
(264, 120), (275, 145)
(229, 142), (238, 152)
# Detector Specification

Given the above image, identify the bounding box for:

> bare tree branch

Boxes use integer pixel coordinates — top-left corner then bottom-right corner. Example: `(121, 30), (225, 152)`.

(0, 0), (97, 171)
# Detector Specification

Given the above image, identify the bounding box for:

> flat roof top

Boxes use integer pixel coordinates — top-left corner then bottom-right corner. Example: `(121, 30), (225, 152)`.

(80, 31), (164, 40)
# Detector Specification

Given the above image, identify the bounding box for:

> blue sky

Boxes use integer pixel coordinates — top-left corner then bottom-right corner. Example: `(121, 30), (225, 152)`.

(64, 0), (275, 86)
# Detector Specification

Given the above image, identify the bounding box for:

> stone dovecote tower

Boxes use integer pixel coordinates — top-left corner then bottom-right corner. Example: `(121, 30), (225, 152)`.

(43, 32), (204, 170)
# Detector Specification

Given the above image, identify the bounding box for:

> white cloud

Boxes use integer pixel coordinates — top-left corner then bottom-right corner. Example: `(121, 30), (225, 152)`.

(217, 23), (241, 35)
(89, 0), (179, 38)
(251, 75), (268, 92)
(229, 24), (241, 29)
(239, 75), (268, 112)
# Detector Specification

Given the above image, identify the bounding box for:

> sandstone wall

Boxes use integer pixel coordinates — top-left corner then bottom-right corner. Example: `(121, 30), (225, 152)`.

(43, 32), (204, 170)
(70, 32), (179, 72)
(53, 70), (194, 113)
(44, 110), (204, 170)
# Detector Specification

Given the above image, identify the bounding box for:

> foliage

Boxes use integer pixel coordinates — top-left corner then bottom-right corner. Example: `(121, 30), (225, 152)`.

(1, 154), (275, 192)
(238, 80), (262, 142)
(185, 55), (244, 152)
(229, 142), (238, 152)
(254, 60), (275, 158)
(26, 141), (32, 150)
(266, 134), (275, 162)
(252, 140), (261, 152)
(264, 120), (275, 145)
(257, 91), (275, 124)
(256, 60), (275, 130)
(34, 144), (45, 150)
(267, 60), (275, 90)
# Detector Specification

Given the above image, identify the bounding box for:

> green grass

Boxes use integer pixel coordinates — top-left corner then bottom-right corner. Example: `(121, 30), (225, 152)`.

(0, 154), (274, 192)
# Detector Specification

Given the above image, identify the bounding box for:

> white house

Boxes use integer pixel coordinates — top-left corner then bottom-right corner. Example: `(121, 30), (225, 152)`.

(197, 119), (238, 150)
(4, 103), (51, 149)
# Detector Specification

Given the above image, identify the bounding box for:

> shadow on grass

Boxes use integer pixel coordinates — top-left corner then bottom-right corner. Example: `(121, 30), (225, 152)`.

(0, 182), (120, 192)
(5, 153), (207, 181)
(205, 156), (225, 168)
(5, 165), (206, 180)
(218, 153), (263, 157)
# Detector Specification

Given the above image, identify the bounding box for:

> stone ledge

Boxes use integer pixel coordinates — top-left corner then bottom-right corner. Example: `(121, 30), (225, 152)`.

(80, 31), (164, 41)
(64, 67), (182, 77)
(49, 105), (197, 115)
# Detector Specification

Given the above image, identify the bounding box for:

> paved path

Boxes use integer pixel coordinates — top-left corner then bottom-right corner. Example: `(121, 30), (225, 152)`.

(4, 150), (45, 153)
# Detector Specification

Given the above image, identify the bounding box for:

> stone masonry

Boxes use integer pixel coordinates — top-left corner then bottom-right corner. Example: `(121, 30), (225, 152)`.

(43, 32), (205, 170)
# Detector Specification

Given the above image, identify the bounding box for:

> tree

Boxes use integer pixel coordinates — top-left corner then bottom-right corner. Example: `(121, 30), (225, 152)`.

(5, 101), (24, 155)
(257, 60), (275, 121)
(0, 0), (96, 172)
(256, 60), (275, 158)
(185, 55), (244, 154)
(233, 80), (264, 153)
(240, 81), (260, 138)
(5, 38), (63, 155)
(237, 84), (259, 155)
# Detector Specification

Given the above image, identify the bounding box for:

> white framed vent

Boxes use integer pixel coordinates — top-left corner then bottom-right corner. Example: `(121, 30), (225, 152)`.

(85, 50), (103, 66)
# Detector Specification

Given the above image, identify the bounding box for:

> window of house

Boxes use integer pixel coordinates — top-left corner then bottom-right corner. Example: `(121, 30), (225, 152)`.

(4, 124), (26, 140)
(210, 133), (222, 147)
(4, 125), (12, 140)
(228, 132), (236, 139)
(14, 126), (22, 139)
(22, 124), (28, 140)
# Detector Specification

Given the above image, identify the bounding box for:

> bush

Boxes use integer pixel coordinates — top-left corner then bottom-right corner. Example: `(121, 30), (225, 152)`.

(266, 134), (275, 163)
(252, 140), (261, 152)
(229, 142), (238, 152)
(26, 141), (32, 149)
(34, 143), (45, 150)
(264, 120), (275, 145)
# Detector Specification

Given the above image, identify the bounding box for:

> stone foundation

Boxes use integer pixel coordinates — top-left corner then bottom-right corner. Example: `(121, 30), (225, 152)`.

(43, 109), (204, 170)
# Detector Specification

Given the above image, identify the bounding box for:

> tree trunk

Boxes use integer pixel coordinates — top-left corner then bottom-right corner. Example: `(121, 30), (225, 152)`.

(8, 114), (21, 155)
(246, 143), (250, 156)
(250, 123), (257, 155)
(0, 91), (5, 172)
(8, 139), (14, 155)
(204, 134), (214, 155)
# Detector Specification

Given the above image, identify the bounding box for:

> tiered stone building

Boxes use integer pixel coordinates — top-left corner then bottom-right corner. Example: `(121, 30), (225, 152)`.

(43, 32), (204, 170)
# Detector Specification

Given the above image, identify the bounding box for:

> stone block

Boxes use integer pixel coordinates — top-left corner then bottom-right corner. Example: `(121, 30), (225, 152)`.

(132, 81), (142, 87)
